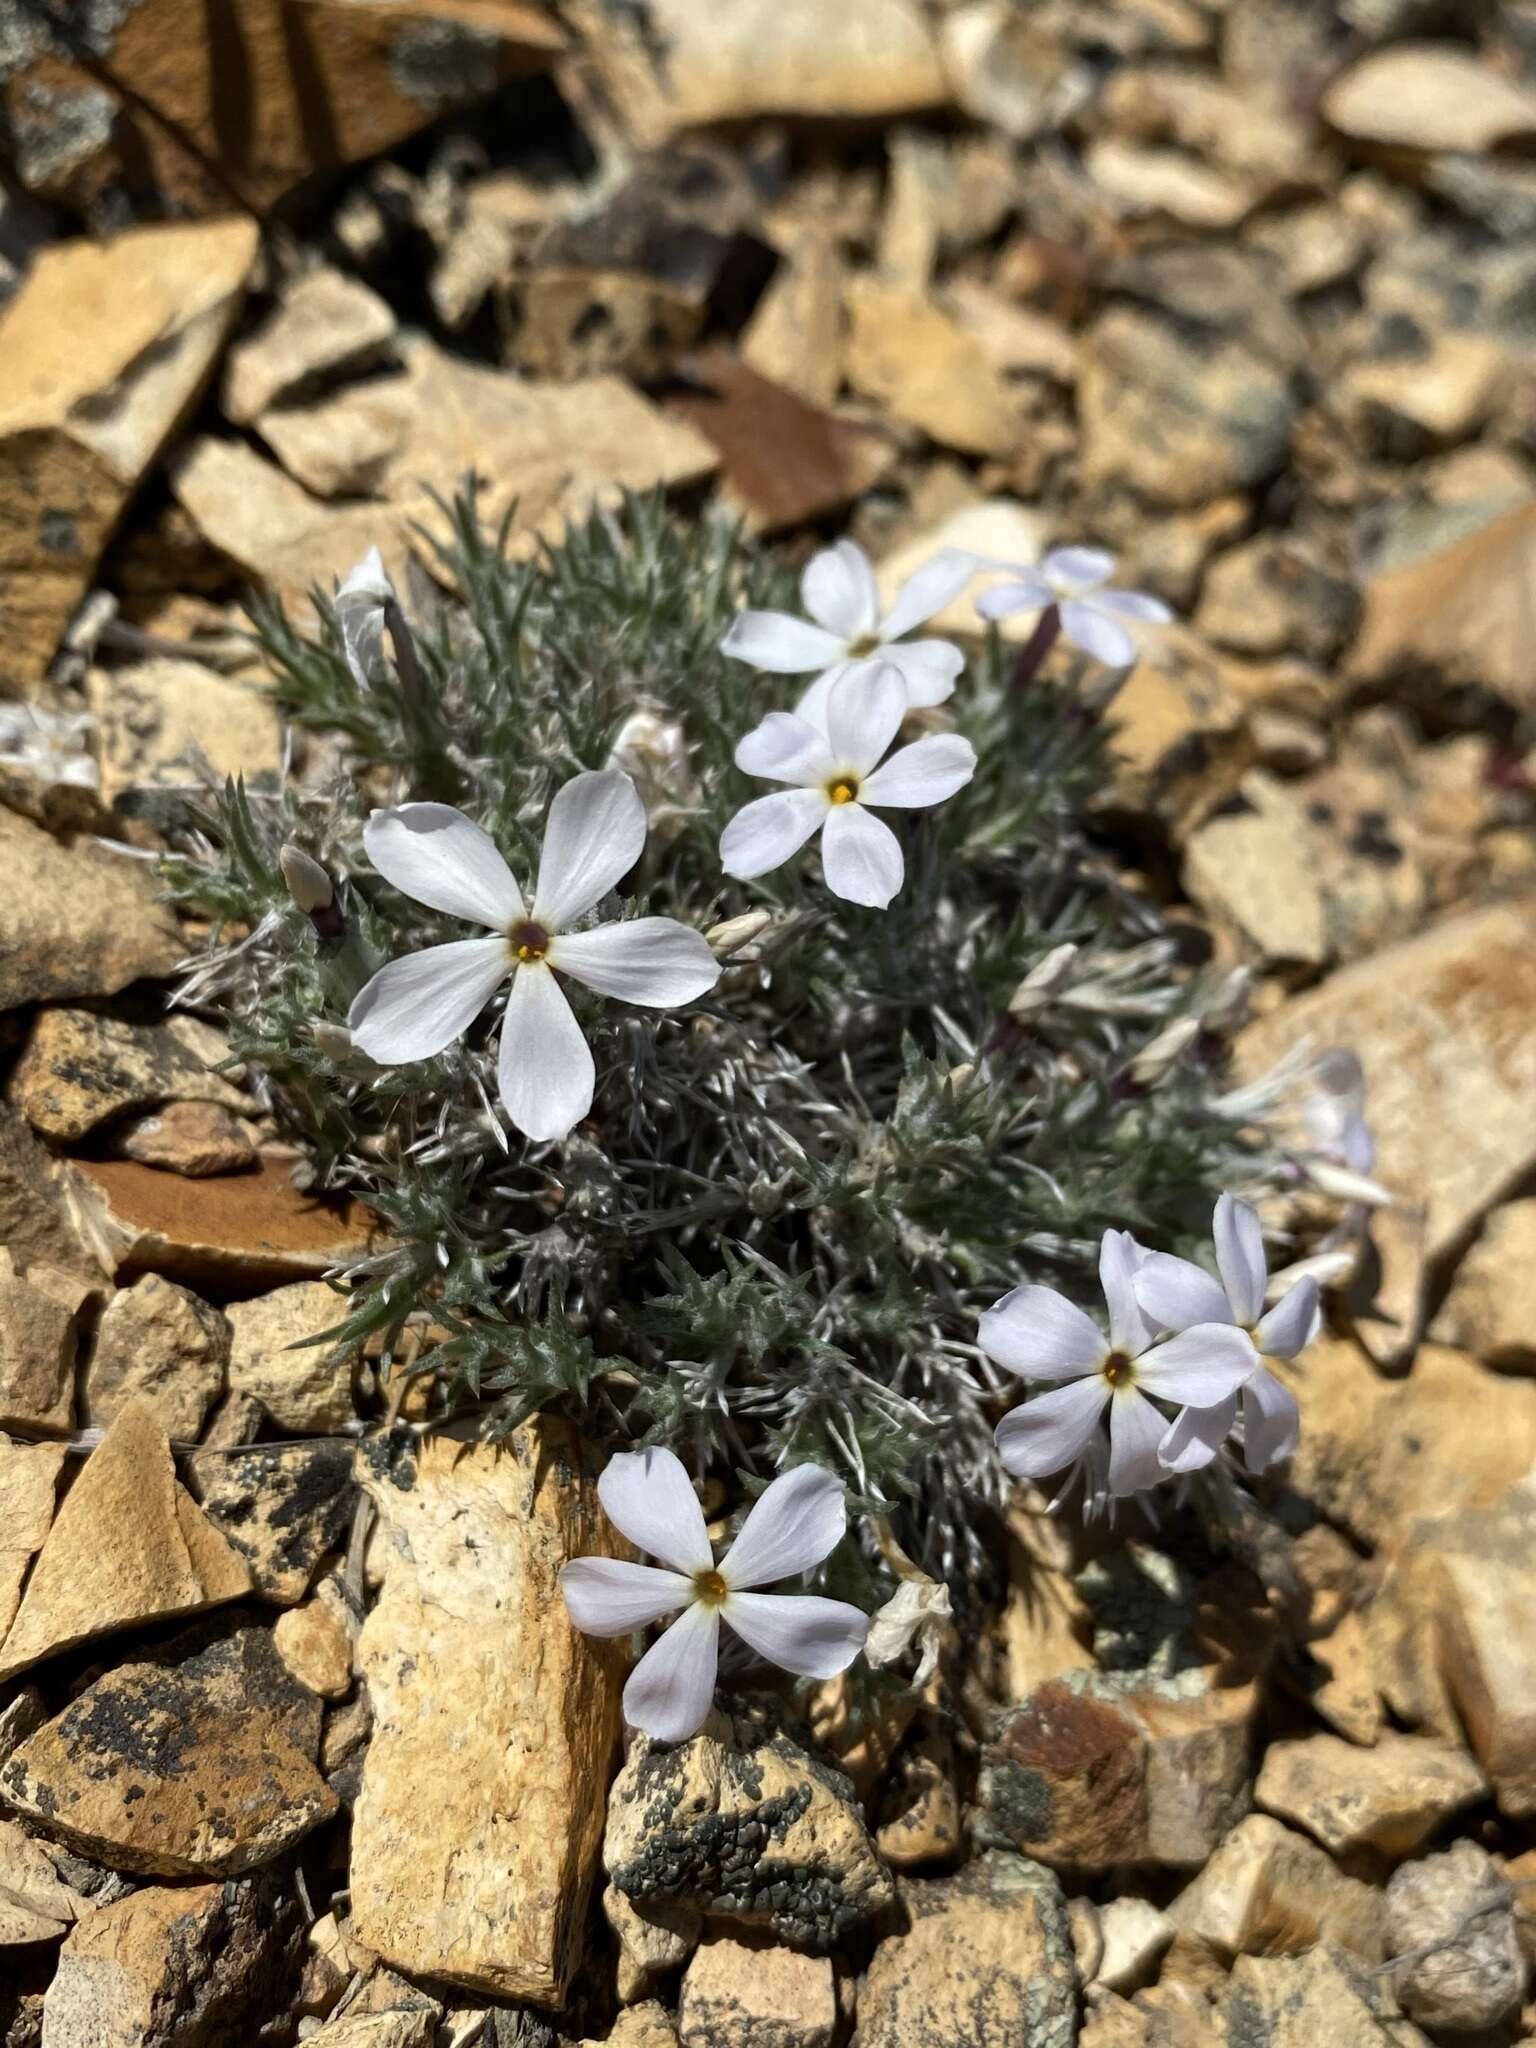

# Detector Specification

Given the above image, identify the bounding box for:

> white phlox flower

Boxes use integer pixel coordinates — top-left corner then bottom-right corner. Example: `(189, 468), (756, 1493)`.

(1133, 1193), (1318, 1476)
(559, 1447), (870, 1744)
(980, 1229), (1256, 1498)
(720, 662), (976, 910)
(975, 546), (1172, 669)
(347, 771), (719, 1144)
(721, 538), (977, 729)
(333, 546), (397, 691)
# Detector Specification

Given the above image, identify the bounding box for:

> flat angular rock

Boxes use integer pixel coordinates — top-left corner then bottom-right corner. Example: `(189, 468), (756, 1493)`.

(0, 1813), (83, 1947)
(86, 657), (284, 827)
(190, 1440), (357, 1604)
(1255, 1733), (1487, 1860)
(350, 1423), (625, 2003)
(40, 1868), (299, 2044)
(605, 1698), (894, 1953)
(0, 812), (181, 1012)
(1, 1620), (337, 1878)
(1171, 1813), (1385, 1963)
(1226, 1946), (1431, 2047)
(1433, 1198), (1536, 1366)
(85, 1274), (230, 1442)
(10, 1008), (249, 1146)
(0, 1397), (249, 1682)
(844, 277), (1022, 455)
(0, 1250), (77, 1433)
(224, 267), (396, 425)
(274, 1598), (352, 1700)
(1323, 42), (1536, 155)
(226, 1280), (354, 1435)
(0, 1438), (67, 1642)
(856, 1851), (1076, 2048)
(0, 217), (258, 694)
(677, 1931), (835, 2047)
(112, 1099), (258, 1179)
(75, 1153), (372, 1293)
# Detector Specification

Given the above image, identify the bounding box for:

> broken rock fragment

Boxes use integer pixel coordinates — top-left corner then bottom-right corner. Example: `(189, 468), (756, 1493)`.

(190, 1439), (357, 1604)
(1255, 1732), (1488, 1861)
(10, 1007), (249, 1147)
(85, 1273), (229, 1443)
(0, 811), (181, 1012)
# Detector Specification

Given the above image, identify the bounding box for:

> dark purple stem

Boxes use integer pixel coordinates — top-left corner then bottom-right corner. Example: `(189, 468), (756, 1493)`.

(1009, 604), (1061, 693)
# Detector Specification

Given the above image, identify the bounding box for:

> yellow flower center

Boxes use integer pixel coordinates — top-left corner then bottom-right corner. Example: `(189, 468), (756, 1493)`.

(509, 919), (550, 963)
(827, 778), (859, 806)
(847, 632), (879, 657)
(1101, 1351), (1136, 1390)
(693, 1568), (730, 1606)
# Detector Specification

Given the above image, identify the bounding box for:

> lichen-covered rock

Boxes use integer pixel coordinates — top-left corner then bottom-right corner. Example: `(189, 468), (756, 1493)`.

(8, 1008), (250, 1145)
(85, 1274), (229, 1442)
(1384, 1839), (1526, 2031)
(1226, 1946), (1431, 2046)
(225, 1280), (355, 1433)
(0, 1618), (337, 1877)
(604, 1699), (894, 1954)
(189, 1440), (357, 1605)
(603, 1883), (701, 2003)
(1255, 1732), (1488, 1860)
(855, 1851), (1076, 2048)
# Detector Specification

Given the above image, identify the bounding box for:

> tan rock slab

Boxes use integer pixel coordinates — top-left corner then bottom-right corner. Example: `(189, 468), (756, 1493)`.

(1227, 1947), (1431, 2047)
(1255, 1733), (1487, 1861)
(0, 1437), (67, 1643)
(0, 219), (258, 695)
(226, 1280), (354, 1435)
(856, 1852), (1076, 2048)
(0, 1250), (77, 1433)
(581, 2007), (679, 2048)
(306, 2015), (437, 2048)
(170, 337), (717, 602)
(1323, 42), (1536, 155)
(10, 1007), (249, 1145)
(74, 1152), (373, 1292)
(1101, 628), (1255, 838)
(844, 277), (1022, 456)
(86, 657), (285, 820)
(1171, 1813), (1385, 1963)
(1, 1621), (337, 1878)
(40, 1869), (296, 2044)
(254, 381), (415, 499)
(741, 228), (847, 408)
(565, 0), (947, 143)
(0, 1812), (83, 1948)
(224, 267), (397, 425)
(1433, 1198), (1536, 1366)
(0, 811), (182, 1012)
(677, 1931), (836, 2047)
(189, 1440), (357, 1605)
(275, 1598), (352, 1699)
(85, 1274), (229, 1443)
(603, 1884), (700, 2002)
(1183, 774), (1330, 967)
(0, 1397), (249, 1682)
(350, 1423), (625, 2003)
(112, 1100), (259, 1179)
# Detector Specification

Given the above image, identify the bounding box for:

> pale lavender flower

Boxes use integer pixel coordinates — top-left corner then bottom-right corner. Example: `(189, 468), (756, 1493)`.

(976, 546), (1171, 669)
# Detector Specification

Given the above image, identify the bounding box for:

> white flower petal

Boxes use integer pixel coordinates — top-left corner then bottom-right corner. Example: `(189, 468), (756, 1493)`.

(1133, 1252), (1234, 1335)
(976, 574), (1053, 620)
(820, 802), (904, 909)
(880, 547), (979, 641)
(337, 544), (393, 603)
(1134, 1324), (1257, 1405)
(720, 788), (829, 880)
(801, 539), (879, 641)
(721, 610), (847, 674)
(725, 1592), (869, 1678)
(793, 660), (857, 734)
(995, 1377), (1107, 1478)
(1159, 1395), (1238, 1475)
(364, 804), (525, 929)
(877, 638), (965, 708)
(622, 1601), (720, 1744)
(858, 733), (976, 811)
(735, 711), (836, 787)
(721, 1463), (846, 1590)
(533, 769), (647, 931)
(348, 937), (509, 1063)
(978, 1284), (1106, 1380)
(1044, 545), (1116, 592)
(825, 662), (907, 778)
(549, 918), (719, 1007)
(1092, 588), (1173, 624)
(1253, 1276), (1320, 1360)
(497, 963), (594, 1142)
(1108, 1386), (1168, 1495)
(1214, 1194), (1267, 1327)
(597, 1446), (713, 1574)
(1100, 1230), (1155, 1358)
(1242, 1367), (1300, 1471)
(1060, 600), (1137, 669)
(334, 546), (395, 689)
(559, 1556), (694, 1635)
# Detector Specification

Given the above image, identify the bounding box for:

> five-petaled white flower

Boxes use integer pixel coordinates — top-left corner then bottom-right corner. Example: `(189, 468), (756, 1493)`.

(976, 546), (1172, 670)
(980, 1230), (1256, 1498)
(560, 1448), (869, 1744)
(1133, 1195), (1317, 1476)
(720, 663), (976, 910)
(347, 771), (719, 1144)
(332, 546), (397, 692)
(722, 539), (976, 730)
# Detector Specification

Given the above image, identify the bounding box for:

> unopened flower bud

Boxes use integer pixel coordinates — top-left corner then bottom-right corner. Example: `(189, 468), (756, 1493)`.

(280, 843), (333, 914)
(310, 1021), (354, 1059)
(707, 908), (774, 957)
(1008, 942), (1078, 1018)
(1129, 1016), (1199, 1086)
(947, 1061), (976, 1094)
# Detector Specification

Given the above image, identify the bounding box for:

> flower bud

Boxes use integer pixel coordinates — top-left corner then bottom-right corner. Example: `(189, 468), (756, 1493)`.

(1129, 1015), (1199, 1086)
(707, 908), (774, 957)
(280, 843), (333, 915)
(1008, 942), (1078, 1017)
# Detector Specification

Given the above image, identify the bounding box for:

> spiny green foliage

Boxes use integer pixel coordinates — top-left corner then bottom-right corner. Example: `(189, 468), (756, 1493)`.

(165, 490), (1266, 1585)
